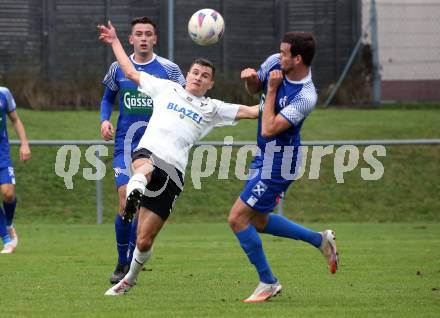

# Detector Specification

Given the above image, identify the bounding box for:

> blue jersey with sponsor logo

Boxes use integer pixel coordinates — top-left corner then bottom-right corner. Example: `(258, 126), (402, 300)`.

(0, 87), (16, 168)
(255, 53), (317, 172)
(102, 54), (185, 156)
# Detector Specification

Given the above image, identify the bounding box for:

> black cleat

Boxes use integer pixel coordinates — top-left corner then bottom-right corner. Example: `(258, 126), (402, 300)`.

(109, 263), (130, 285)
(123, 189), (142, 222)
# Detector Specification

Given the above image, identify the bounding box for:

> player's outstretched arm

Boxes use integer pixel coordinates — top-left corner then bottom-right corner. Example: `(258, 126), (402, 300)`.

(261, 70), (291, 137)
(98, 21), (140, 85)
(241, 68), (261, 94)
(236, 105), (259, 120)
(7, 111), (31, 162)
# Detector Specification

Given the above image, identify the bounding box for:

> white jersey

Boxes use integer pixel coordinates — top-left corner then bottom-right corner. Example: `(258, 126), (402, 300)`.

(136, 72), (239, 175)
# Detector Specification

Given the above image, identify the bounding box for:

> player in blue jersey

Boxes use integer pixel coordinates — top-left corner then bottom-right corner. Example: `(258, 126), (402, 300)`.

(0, 87), (31, 254)
(99, 16), (185, 284)
(227, 32), (339, 302)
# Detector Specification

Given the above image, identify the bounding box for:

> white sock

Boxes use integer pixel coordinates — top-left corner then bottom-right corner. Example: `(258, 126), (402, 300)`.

(126, 173), (148, 199)
(124, 247), (152, 284)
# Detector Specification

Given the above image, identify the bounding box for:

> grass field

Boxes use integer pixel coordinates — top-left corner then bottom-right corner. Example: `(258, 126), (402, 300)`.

(2, 223), (440, 318)
(2, 107), (439, 316)
(6, 108), (440, 223)
(11, 107), (440, 140)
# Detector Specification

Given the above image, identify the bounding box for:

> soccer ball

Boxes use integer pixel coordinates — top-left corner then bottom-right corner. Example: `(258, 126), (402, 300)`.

(188, 8), (225, 46)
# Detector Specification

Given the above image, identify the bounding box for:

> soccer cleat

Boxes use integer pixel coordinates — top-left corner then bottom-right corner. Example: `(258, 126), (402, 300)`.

(243, 281), (282, 303)
(319, 230), (339, 274)
(123, 189), (142, 222)
(1, 243), (16, 254)
(104, 279), (133, 296)
(109, 263), (130, 284)
(8, 227), (18, 249)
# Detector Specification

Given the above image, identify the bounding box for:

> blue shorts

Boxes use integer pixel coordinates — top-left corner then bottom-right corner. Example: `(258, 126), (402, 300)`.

(239, 165), (292, 213)
(0, 167), (15, 185)
(113, 152), (130, 189)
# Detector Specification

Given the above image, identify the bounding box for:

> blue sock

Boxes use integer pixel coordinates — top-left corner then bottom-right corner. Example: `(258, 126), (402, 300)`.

(262, 213), (322, 248)
(127, 217), (138, 264)
(235, 225), (277, 284)
(0, 207), (11, 244)
(115, 213), (131, 265)
(4, 198), (17, 227)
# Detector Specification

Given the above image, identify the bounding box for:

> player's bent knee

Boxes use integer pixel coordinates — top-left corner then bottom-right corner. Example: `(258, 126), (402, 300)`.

(227, 214), (237, 227)
(250, 214), (269, 232)
(228, 213), (247, 232)
(136, 236), (153, 252)
(228, 202), (256, 232)
(131, 159), (154, 176)
(2, 189), (15, 203)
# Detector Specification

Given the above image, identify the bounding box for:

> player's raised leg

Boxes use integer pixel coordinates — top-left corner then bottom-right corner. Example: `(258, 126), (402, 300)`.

(259, 213), (322, 247)
(106, 150), (184, 296)
(319, 230), (338, 274)
(123, 157), (154, 221)
(257, 213), (338, 273)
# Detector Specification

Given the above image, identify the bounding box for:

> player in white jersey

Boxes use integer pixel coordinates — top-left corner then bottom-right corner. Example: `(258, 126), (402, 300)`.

(228, 32), (338, 302)
(97, 21), (259, 296)
(100, 16), (185, 285)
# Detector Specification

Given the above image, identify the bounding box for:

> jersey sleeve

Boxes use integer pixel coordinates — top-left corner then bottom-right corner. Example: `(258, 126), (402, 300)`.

(279, 95), (317, 126)
(0, 87), (17, 112)
(170, 65), (186, 86)
(100, 87), (117, 123)
(102, 62), (119, 91)
(162, 60), (186, 86)
(257, 53), (281, 90)
(210, 99), (240, 127)
(138, 72), (171, 99)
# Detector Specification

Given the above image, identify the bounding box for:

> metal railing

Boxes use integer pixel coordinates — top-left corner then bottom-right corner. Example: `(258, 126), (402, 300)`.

(10, 138), (440, 223)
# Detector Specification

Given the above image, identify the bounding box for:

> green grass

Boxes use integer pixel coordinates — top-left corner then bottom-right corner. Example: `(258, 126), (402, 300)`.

(2, 223), (440, 317)
(3, 109), (440, 316)
(6, 108), (440, 223)
(10, 108), (440, 140)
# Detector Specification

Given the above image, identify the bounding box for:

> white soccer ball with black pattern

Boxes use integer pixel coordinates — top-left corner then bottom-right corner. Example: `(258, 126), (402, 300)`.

(188, 8), (225, 46)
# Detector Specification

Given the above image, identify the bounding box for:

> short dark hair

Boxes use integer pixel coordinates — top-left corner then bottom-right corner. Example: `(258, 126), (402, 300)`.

(189, 58), (216, 78)
(282, 32), (316, 66)
(130, 16), (156, 32)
